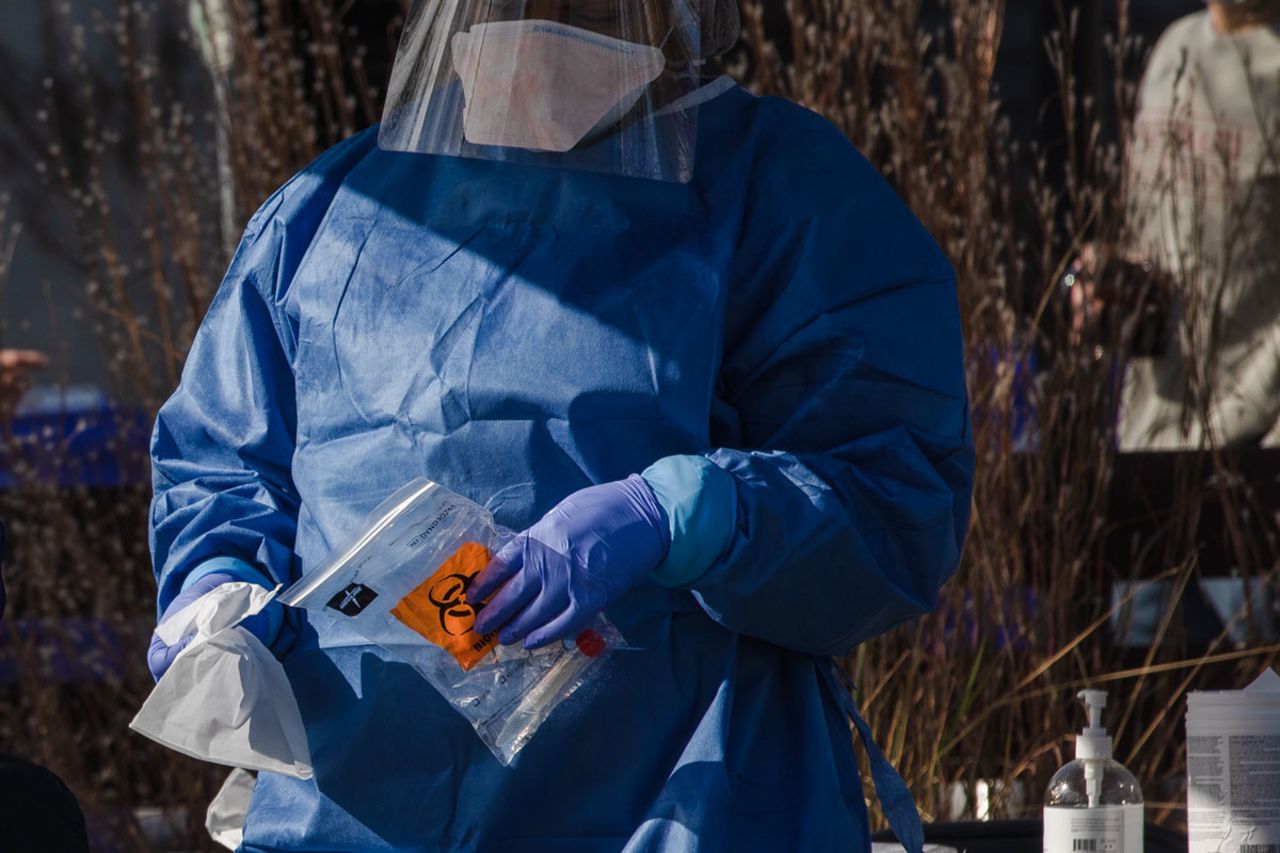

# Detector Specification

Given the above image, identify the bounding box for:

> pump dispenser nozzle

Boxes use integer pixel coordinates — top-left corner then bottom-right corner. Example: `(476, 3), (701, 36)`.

(1076, 689), (1113, 808)
(1076, 690), (1113, 761)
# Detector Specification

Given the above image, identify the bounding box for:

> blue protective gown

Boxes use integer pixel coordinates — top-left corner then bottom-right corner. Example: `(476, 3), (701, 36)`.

(150, 82), (973, 852)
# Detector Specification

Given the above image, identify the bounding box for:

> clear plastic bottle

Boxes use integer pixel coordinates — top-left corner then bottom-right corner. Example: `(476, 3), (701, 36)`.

(1043, 690), (1144, 853)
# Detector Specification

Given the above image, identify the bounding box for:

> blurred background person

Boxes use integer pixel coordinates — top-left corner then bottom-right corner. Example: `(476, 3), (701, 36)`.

(0, 518), (91, 852)
(1116, 0), (1280, 450)
(0, 348), (47, 423)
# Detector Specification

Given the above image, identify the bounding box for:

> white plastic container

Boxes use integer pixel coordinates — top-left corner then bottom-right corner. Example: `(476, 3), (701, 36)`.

(1043, 690), (1144, 853)
(1186, 670), (1280, 853)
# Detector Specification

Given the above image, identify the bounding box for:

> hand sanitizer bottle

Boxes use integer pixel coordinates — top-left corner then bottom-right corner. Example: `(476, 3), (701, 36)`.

(1043, 690), (1144, 853)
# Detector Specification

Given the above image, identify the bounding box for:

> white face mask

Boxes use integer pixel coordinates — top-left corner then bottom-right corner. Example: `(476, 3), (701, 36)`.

(451, 20), (667, 154)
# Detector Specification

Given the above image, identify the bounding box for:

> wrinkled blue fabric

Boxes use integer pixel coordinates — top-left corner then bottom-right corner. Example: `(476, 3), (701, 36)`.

(470, 475), (670, 649)
(150, 82), (973, 852)
(147, 568), (282, 682)
(641, 454), (737, 588)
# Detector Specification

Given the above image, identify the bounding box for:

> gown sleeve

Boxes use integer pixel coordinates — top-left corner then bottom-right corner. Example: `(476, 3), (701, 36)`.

(148, 130), (376, 615)
(646, 99), (974, 657)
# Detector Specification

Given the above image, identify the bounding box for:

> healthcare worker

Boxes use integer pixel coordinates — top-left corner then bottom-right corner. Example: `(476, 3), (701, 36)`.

(148, 0), (973, 849)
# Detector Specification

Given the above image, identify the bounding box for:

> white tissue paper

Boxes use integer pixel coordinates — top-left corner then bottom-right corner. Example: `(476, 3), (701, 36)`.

(206, 768), (257, 850)
(130, 582), (312, 779)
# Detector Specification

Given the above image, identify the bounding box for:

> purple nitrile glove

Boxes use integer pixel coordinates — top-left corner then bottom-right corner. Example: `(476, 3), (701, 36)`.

(147, 571), (283, 682)
(469, 475), (670, 650)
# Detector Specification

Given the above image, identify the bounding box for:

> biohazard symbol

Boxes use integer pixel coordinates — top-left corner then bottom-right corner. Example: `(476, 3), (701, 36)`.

(427, 573), (477, 637)
(391, 542), (499, 671)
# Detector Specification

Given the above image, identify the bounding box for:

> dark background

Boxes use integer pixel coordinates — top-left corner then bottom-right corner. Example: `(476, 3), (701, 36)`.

(0, 0), (1206, 390)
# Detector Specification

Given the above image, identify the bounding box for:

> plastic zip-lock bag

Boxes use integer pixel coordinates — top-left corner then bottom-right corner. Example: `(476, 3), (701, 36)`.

(280, 479), (620, 764)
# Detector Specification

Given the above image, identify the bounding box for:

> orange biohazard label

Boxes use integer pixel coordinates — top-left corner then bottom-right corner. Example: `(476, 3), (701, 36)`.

(391, 541), (499, 671)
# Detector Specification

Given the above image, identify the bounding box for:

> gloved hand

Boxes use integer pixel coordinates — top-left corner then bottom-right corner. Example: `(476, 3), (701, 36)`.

(147, 571), (283, 682)
(469, 475), (670, 650)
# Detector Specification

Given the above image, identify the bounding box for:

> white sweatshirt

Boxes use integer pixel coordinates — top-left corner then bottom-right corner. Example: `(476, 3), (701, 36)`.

(1119, 13), (1280, 450)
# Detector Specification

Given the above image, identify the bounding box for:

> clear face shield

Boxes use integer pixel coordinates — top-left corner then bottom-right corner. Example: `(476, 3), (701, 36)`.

(378, 0), (739, 183)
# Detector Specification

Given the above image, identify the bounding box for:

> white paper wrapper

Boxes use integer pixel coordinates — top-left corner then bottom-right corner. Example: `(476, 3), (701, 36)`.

(206, 768), (256, 850)
(130, 583), (312, 780)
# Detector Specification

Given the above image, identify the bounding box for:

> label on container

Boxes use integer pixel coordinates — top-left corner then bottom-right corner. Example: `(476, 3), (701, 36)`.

(1187, 731), (1280, 853)
(391, 542), (498, 671)
(1044, 805), (1143, 853)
